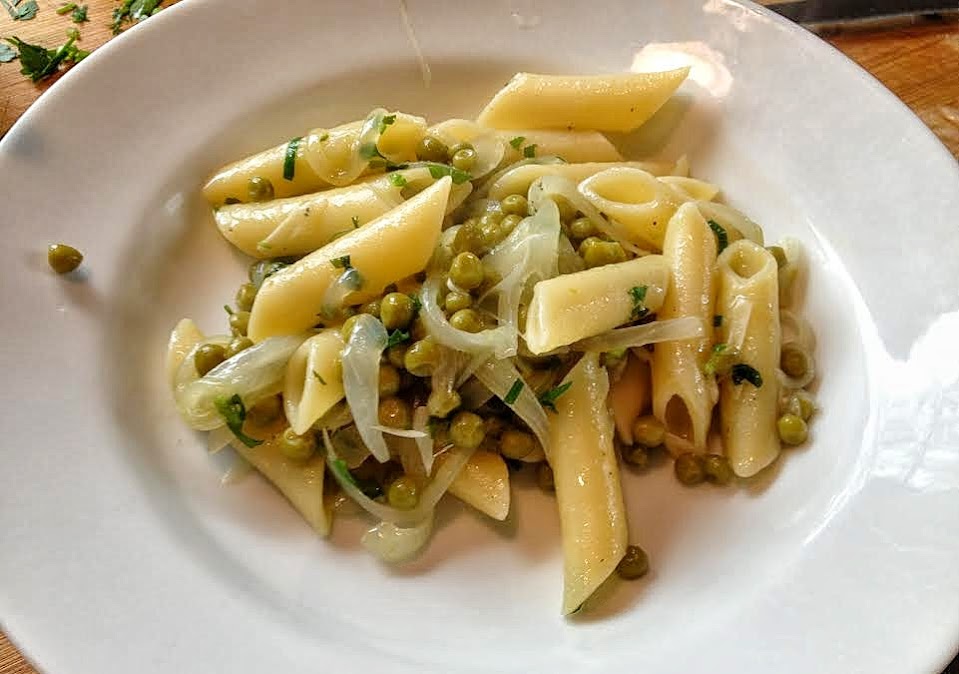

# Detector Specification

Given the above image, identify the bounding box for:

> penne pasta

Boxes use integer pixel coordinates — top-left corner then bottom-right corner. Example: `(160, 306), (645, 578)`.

(477, 69), (690, 132)
(651, 202), (718, 452)
(716, 240), (782, 477)
(486, 161), (677, 202)
(524, 255), (669, 354)
(444, 450), (510, 521)
(549, 352), (628, 615)
(283, 330), (346, 435)
(202, 111), (427, 205)
(165, 318), (205, 387)
(247, 176), (451, 341)
(608, 352), (652, 445)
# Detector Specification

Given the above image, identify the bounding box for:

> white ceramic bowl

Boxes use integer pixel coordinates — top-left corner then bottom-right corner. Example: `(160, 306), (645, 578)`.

(1, 1), (957, 672)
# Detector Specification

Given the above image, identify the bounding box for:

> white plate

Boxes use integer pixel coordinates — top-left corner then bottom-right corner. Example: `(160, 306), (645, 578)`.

(2, 1), (957, 672)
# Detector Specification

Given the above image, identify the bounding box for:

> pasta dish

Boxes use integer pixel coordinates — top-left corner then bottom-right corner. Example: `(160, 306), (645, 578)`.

(166, 69), (818, 614)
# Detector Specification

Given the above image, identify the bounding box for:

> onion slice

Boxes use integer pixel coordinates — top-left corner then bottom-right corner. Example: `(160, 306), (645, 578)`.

(573, 317), (705, 352)
(341, 314), (390, 462)
(474, 358), (550, 455)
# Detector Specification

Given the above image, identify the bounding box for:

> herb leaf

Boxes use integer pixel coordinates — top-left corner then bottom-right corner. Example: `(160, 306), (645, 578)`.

(523, 143), (537, 158)
(330, 255), (352, 269)
(731, 363), (763, 388)
(629, 285), (649, 320)
(408, 293), (421, 313)
(377, 113), (396, 134)
(312, 370), (327, 385)
(283, 137), (301, 181)
(707, 219), (728, 254)
(703, 343), (733, 377)
(213, 394), (263, 448)
(71, 4), (87, 22)
(386, 329), (410, 348)
(509, 136), (525, 150)
(330, 458), (358, 488)
(57, 2), (76, 13)
(538, 381), (572, 412)
(713, 315), (723, 327)
(351, 216), (360, 228)
(388, 173), (408, 188)
(6, 32), (85, 82)
(504, 379), (524, 405)
(358, 142), (385, 161)
(0, 43), (15, 63)
(111, 0), (161, 33)
(426, 162), (472, 185)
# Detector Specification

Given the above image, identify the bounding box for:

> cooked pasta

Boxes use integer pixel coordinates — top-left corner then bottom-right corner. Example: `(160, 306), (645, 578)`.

(166, 71), (819, 615)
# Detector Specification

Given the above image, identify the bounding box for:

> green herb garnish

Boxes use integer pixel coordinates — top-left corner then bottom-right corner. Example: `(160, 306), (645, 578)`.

(408, 293), (422, 313)
(330, 458), (358, 488)
(283, 136), (301, 181)
(56, 2), (76, 13)
(707, 219), (728, 254)
(523, 143), (537, 159)
(2, 0), (38, 21)
(111, 0), (161, 33)
(713, 315), (723, 327)
(377, 113), (396, 134)
(426, 163), (471, 184)
(213, 394), (263, 448)
(71, 4), (87, 21)
(330, 255), (352, 269)
(312, 370), (327, 385)
(351, 216), (360, 228)
(703, 343), (732, 377)
(538, 381), (573, 412)
(0, 43), (15, 63)
(509, 136), (525, 150)
(319, 132), (329, 142)
(731, 363), (763, 388)
(358, 142), (385, 161)
(386, 329), (411, 348)
(504, 379), (524, 404)
(629, 285), (649, 319)
(5, 32), (87, 82)
(223, 304), (234, 315)
(389, 173), (408, 188)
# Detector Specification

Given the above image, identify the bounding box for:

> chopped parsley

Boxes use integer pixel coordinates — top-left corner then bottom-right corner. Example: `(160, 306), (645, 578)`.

(351, 216), (360, 228)
(703, 343), (734, 377)
(283, 137), (301, 181)
(213, 394), (263, 448)
(426, 163), (471, 185)
(223, 304), (234, 315)
(504, 379), (524, 404)
(713, 315), (723, 327)
(538, 381), (573, 412)
(707, 219), (728, 254)
(312, 370), (327, 385)
(319, 132), (330, 142)
(70, 3), (87, 21)
(56, 2), (75, 13)
(2, 0), (38, 21)
(386, 329), (410, 348)
(330, 255), (352, 269)
(408, 293), (422, 313)
(111, 0), (162, 33)
(629, 285), (649, 320)
(389, 173), (408, 188)
(509, 136), (525, 150)
(523, 143), (538, 159)
(5, 32), (88, 82)
(0, 43), (15, 63)
(731, 363), (763, 388)
(358, 142), (385, 161)
(377, 113), (396, 134)
(330, 458), (358, 488)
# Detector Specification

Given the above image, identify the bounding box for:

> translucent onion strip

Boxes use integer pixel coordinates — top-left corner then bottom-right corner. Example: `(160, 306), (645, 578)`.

(474, 358), (550, 455)
(370, 425), (429, 439)
(341, 314), (390, 462)
(412, 406), (434, 473)
(573, 316), (705, 352)
(362, 516), (434, 563)
(429, 119), (506, 180)
(421, 275), (516, 358)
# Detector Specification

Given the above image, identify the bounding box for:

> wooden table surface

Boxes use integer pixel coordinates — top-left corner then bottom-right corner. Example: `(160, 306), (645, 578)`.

(1, 2), (958, 673)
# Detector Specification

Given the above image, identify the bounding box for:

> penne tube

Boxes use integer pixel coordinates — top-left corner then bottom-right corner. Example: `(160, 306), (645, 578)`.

(487, 161), (676, 202)
(477, 69), (690, 132)
(716, 240), (782, 477)
(444, 450), (510, 521)
(651, 202), (718, 452)
(165, 318), (205, 387)
(248, 177), (451, 341)
(549, 352), (628, 615)
(283, 330), (346, 435)
(608, 352), (652, 445)
(524, 255), (669, 354)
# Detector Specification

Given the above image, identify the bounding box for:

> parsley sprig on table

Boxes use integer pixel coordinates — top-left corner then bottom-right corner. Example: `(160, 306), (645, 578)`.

(4, 30), (89, 82)
(111, 0), (162, 34)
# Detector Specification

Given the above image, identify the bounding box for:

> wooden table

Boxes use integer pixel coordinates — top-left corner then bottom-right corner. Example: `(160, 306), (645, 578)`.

(1, 2), (958, 673)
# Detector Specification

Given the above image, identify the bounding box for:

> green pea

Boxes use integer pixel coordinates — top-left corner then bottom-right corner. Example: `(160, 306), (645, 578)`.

(783, 391), (816, 420)
(404, 336), (440, 377)
(378, 364), (401, 396)
(278, 427), (316, 461)
(448, 142), (474, 157)
(247, 395), (282, 426)
(568, 216), (596, 240)
(235, 283), (257, 311)
(449, 252), (484, 290)
(622, 444), (649, 469)
(381, 292), (415, 330)
(478, 211), (504, 228)
(247, 176), (275, 202)
(767, 245), (788, 268)
(674, 452), (705, 486)
(378, 396), (412, 428)
(248, 259), (287, 288)
(224, 336), (254, 359)
(47, 243), (83, 274)
(449, 308), (483, 333)
(451, 147), (477, 172)
(780, 344), (810, 380)
(229, 310), (251, 336)
(703, 454), (734, 485)
(449, 411), (485, 449)
(194, 343), (226, 377)
(480, 219), (508, 249)
(427, 390), (461, 418)
(359, 299), (381, 318)
(387, 475), (420, 510)
(415, 135), (449, 162)
(616, 545), (650, 580)
(340, 314), (362, 342)
(444, 290), (472, 313)
(580, 237), (627, 269)
(500, 429), (536, 460)
(777, 414), (808, 446)
(632, 415), (665, 448)
(500, 194), (528, 216)
(499, 214), (522, 238)
(452, 220), (484, 255)
(387, 343), (408, 369)
(537, 462), (555, 491)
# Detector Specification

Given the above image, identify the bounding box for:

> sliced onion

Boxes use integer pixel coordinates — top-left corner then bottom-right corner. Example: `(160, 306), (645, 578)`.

(474, 358), (550, 455)
(777, 340), (816, 389)
(370, 425), (429, 438)
(573, 317), (705, 352)
(421, 275), (516, 357)
(459, 376), (494, 410)
(312, 400), (354, 431)
(174, 335), (306, 431)
(341, 314), (390, 462)
(473, 155), (566, 199)
(323, 429), (474, 526)
(429, 119), (506, 180)
(329, 425), (370, 469)
(780, 308), (816, 351)
(724, 296), (753, 353)
(412, 406), (434, 473)
(696, 201), (764, 246)
(361, 516), (434, 563)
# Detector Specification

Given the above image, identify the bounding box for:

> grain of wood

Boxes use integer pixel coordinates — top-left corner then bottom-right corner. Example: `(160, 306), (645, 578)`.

(0, 3), (957, 673)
